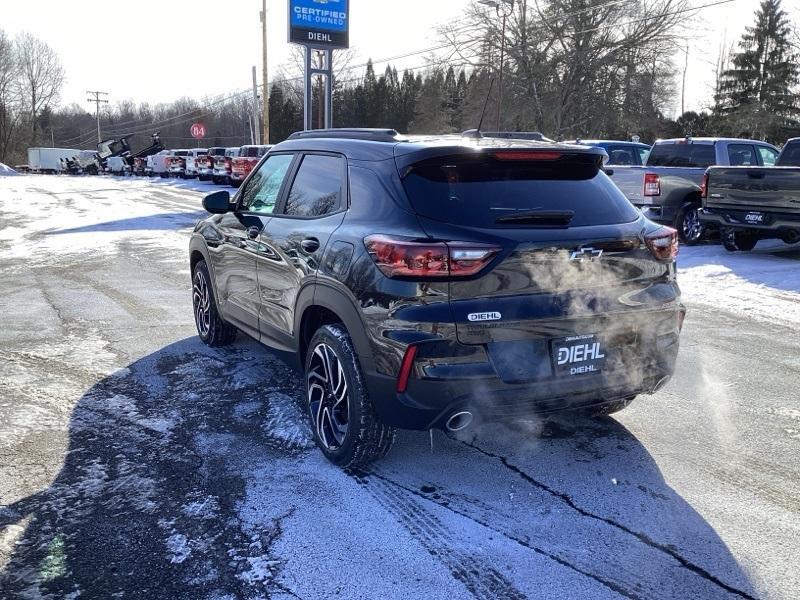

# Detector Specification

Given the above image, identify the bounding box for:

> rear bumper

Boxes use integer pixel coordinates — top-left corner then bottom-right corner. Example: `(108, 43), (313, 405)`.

(362, 320), (682, 430)
(700, 207), (800, 232)
(230, 172), (247, 182)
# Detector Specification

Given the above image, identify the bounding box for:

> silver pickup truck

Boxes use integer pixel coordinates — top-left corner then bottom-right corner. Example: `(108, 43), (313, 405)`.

(610, 137), (779, 243)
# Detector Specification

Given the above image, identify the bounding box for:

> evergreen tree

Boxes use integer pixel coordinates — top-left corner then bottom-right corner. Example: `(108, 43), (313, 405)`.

(716, 0), (799, 139)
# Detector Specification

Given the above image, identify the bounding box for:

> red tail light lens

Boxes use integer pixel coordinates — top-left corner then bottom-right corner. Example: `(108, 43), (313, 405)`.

(364, 235), (500, 278)
(396, 344), (418, 393)
(491, 151), (564, 161)
(644, 173), (661, 196)
(700, 171), (709, 199)
(645, 227), (679, 261)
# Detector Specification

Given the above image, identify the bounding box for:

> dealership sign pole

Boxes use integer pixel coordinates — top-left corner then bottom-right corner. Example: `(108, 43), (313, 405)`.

(288, 0), (350, 130)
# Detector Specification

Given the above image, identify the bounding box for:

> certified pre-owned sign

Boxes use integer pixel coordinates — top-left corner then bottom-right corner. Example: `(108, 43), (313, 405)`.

(289, 0), (350, 49)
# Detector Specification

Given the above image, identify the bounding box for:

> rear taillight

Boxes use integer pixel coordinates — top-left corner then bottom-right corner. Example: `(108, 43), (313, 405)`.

(644, 173), (661, 196)
(700, 171), (709, 199)
(396, 344), (418, 393)
(364, 235), (500, 278)
(644, 227), (678, 261)
(491, 151), (563, 161)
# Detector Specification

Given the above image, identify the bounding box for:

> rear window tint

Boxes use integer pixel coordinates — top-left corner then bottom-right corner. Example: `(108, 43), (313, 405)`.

(647, 143), (715, 167)
(402, 155), (640, 228)
(777, 142), (800, 166)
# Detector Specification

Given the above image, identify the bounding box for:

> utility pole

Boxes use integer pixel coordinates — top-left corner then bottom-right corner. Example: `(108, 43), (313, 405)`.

(681, 42), (689, 117)
(86, 90), (109, 143)
(261, 0), (270, 144)
(252, 66), (261, 145)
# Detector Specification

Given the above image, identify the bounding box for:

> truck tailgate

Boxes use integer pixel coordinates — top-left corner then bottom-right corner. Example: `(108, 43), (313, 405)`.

(706, 167), (800, 215)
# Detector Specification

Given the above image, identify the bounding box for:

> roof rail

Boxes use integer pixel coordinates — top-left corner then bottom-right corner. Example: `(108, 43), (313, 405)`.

(288, 128), (406, 142)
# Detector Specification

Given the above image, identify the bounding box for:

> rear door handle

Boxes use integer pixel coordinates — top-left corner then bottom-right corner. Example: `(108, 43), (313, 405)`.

(300, 237), (320, 253)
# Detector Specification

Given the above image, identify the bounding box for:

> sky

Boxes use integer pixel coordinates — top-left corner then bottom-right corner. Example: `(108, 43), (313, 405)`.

(2, 0), (797, 122)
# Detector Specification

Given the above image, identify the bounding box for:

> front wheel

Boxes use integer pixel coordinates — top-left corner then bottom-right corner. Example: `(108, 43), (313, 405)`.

(676, 203), (705, 245)
(305, 324), (395, 468)
(192, 260), (237, 346)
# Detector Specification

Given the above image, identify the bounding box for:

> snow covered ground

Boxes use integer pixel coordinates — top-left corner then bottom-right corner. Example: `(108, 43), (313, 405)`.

(0, 175), (798, 599)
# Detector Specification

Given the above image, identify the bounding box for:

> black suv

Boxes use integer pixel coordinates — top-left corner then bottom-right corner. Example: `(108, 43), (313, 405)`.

(189, 129), (685, 467)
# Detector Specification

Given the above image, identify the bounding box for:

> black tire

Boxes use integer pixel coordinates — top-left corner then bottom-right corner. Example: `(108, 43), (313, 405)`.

(192, 260), (237, 347)
(305, 324), (395, 468)
(722, 228), (758, 252)
(675, 202), (705, 245)
(230, 180), (242, 188)
(212, 175), (222, 185)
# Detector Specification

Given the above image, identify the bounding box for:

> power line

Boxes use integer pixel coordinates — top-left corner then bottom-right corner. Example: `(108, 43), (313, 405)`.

(86, 90), (109, 144)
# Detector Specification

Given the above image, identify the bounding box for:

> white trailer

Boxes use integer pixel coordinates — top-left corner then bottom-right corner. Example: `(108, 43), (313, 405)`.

(27, 148), (83, 173)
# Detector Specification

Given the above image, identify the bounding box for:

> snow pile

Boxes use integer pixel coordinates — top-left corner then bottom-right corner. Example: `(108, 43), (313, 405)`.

(0, 162), (18, 176)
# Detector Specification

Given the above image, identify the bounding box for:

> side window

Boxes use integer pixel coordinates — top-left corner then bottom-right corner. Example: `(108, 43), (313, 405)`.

(240, 154), (295, 215)
(281, 154), (344, 218)
(727, 144), (757, 166)
(757, 146), (778, 166)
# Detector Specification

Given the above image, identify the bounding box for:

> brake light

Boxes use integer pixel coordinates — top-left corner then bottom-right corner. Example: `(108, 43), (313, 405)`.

(644, 227), (678, 261)
(396, 345), (418, 393)
(644, 173), (661, 196)
(364, 235), (500, 278)
(492, 151), (563, 161)
(700, 171), (709, 199)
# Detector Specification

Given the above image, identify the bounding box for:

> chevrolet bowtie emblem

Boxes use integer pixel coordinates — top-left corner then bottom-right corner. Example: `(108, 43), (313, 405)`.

(569, 247), (603, 262)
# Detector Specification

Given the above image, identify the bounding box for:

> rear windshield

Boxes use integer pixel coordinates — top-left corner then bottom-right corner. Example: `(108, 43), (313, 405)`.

(242, 147), (260, 158)
(402, 155), (640, 228)
(647, 142), (715, 168)
(777, 142), (800, 166)
(210, 148), (226, 156)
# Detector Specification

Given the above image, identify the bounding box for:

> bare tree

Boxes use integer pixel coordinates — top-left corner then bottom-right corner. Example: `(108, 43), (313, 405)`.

(14, 32), (65, 146)
(0, 29), (22, 162)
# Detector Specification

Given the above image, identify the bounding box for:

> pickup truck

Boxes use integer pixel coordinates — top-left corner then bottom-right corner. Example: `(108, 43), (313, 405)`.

(212, 147), (240, 185)
(699, 137), (800, 251)
(151, 150), (174, 178)
(196, 147), (227, 181)
(565, 139), (651, 166)
(230, 145), (271, 187)
(610, 137), (779, 244)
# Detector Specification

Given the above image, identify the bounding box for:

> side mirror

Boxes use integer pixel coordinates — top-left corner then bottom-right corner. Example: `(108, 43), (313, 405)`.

(603, 168), (615, 177)
(203, 190), (232, 214)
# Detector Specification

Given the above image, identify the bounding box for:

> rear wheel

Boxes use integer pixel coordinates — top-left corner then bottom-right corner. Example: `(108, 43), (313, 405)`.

(192, 260), (237, 347)
(305, 324), (395, 468)
(722, 228), (758, 252)
(676, 202), (705, 245)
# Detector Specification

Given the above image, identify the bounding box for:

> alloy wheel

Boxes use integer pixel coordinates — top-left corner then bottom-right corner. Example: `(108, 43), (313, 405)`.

(192, 270), (211, 337)
(307, 343), (350, 450)
(682, 207), (703, 242)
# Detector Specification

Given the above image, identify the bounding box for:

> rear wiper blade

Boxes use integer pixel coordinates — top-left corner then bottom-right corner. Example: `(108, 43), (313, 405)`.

(495, 210), (575, 225)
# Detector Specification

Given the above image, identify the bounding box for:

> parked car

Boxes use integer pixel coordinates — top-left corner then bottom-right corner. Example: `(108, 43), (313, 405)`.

(196, 147), (228, 181)
(189, 128), (685, 468)
(133, 157), (147, 176)
(168, 150), (191, 177)
(212, 147), (239, 185)
(700, 137), (800, 251)
(106, 156), (131, 176)
(566, 139), (651, 166)
(184, 148), (208, 179)
(151, 150), (175, 178)
(230, 145), (272, 187)
(609, 137), (779, 244)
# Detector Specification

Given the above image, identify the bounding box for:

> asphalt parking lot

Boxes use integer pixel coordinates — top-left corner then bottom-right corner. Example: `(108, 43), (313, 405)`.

(1, 175), (798, 599)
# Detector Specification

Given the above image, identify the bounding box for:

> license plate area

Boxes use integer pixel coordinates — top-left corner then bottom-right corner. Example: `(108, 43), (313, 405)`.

(551, 334), (606, 376)
(744, 211), (766, 225)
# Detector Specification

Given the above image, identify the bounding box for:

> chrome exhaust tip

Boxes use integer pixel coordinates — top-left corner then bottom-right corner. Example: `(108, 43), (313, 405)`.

(651, 376), (670, 394)
(445, 411), (474, 432)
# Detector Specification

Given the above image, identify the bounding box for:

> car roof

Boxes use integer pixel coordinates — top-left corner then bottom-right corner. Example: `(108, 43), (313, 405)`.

(271, 130), (605, 163)
(656, 137), (776, 146)
(567, 140), (650, 148)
